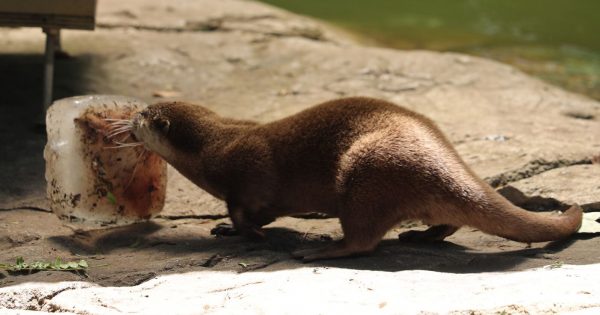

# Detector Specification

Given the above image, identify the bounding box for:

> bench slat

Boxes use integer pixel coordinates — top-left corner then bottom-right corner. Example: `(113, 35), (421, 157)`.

(0, 0), (96, 29)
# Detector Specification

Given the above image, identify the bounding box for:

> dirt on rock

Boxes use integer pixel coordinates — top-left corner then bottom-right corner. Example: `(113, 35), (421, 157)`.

(2, 171), (600, 288)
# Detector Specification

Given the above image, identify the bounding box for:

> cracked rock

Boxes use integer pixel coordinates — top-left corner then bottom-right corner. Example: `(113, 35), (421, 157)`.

(504, 164), (600, 210)
(3, 266), (600, 314)
(0, 282), (95, 311)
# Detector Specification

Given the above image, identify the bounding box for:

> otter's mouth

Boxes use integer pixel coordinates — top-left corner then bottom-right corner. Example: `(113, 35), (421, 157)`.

(130, 112), (147, 141)
(131, 112), (143, 129)
(130, 110), (163, 150)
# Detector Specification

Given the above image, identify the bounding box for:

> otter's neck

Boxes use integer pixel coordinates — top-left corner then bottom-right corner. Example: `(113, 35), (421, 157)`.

(170, 116), (258, 200)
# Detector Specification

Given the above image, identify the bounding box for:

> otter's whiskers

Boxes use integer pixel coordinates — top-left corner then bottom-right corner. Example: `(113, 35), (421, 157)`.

(104, 118), (144, 149)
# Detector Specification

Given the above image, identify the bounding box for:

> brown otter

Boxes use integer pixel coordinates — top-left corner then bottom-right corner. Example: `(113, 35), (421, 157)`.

(130, 97), (582, 261)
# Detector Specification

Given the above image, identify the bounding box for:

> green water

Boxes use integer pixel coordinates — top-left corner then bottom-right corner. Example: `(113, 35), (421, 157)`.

(259, 0), (600, 100)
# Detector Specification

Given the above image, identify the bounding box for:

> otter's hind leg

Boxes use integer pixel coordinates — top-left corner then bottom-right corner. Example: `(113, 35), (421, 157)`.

(291, 228), (385, 262)
(293, 203), (400, 262)
(292, 240), (358, 262)
(398, 224), (459, 242)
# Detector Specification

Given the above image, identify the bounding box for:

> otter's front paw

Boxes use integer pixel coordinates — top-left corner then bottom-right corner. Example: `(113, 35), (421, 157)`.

(210, 223), (266, 241)
(211, 223), (238, 237)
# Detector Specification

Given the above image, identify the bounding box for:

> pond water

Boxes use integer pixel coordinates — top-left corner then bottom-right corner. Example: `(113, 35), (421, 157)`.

(259, 0), (600, 100)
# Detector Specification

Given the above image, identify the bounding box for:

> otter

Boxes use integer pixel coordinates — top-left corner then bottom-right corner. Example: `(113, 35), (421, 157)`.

(130, 97), (582, 261)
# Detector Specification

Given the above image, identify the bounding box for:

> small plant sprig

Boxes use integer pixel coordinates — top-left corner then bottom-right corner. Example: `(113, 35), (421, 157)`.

(0, 257), (88, 272)
(548, 260), (564, 269)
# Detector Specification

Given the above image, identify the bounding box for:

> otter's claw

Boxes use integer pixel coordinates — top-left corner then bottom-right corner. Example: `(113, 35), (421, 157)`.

(211, 223), (266, 240)
(211, 223), (239, 237)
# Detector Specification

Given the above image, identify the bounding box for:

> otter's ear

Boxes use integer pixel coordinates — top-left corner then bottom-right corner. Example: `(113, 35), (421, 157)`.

(156, 118), (170, 134)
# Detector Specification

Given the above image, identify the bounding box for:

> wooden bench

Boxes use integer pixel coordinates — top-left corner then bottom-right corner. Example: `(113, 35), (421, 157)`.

(0, 0), (97, 113)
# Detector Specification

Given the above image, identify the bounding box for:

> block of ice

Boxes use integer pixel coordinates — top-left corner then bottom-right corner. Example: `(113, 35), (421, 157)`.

(44, 95), (167, 225)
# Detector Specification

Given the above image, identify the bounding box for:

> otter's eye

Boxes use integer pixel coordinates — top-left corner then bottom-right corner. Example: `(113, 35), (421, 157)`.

(155, 118), (170, 134)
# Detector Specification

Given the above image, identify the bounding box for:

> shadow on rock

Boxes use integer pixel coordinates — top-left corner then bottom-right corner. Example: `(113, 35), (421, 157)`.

(0, 53), (99, 206)
(309, 240), (545, 273)
(48, 221), (164, 254)
(48, 223), (323, 257)
(48, 220), (582, 275)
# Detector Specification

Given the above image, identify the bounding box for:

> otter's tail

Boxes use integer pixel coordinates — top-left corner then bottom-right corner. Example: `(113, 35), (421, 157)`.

(464, 193), (582, 243)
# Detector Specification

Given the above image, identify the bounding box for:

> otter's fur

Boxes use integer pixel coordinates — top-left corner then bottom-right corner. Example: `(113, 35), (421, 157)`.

(132, 97), (582, 261)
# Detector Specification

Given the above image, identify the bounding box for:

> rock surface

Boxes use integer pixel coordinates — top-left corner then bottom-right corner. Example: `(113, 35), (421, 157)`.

(1, 0), (599, 313)
(507, 164), (600, 211)
(1, 0), (599, 212)
(2, 265), (600, 314)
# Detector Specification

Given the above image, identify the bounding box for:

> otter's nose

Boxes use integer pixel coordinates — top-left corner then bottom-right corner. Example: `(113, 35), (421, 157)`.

(132, 111), (145, 128)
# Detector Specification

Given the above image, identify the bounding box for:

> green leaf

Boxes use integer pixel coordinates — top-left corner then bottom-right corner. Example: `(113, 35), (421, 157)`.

(31, 262), (50, 269)
(67, 262), (80, 269)
(549, 261), (564, 269)
(107, 191), (117, 205)
(0, 257), (89, 272)
(238, 262), (248, 268)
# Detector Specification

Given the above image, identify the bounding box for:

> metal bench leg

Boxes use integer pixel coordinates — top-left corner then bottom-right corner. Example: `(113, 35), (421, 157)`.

(54, 30), (62, 52)
(43, 28), (59, 113)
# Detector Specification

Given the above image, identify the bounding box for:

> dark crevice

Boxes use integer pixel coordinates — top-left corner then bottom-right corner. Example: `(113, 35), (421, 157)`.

(132, 272), (157, 286)
(36, 286), (82, 311)
(497, 185), (569, 211)
(96, 14), (328, 42)
(156, 214), (228, 221)
(485, 158), (593, 188)
(98, 14), (277, 33)
(237, 259), (281, 273)
(563, 111), (595, 120)
(0, 206), (51, 213)
(291, 212), (332, 219)
(498, 185), (600, 212)
(97, 22), (207, 33)
(205, 281), (264, 294)
(201, 254), (227, 268)
(581, 202), (600, 212)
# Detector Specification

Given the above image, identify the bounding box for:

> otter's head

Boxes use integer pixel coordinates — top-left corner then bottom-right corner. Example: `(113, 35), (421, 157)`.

(132, 102), (214, 162)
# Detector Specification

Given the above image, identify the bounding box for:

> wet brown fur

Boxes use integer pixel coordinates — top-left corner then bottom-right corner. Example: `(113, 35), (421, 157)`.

(132, 97), (582, 261)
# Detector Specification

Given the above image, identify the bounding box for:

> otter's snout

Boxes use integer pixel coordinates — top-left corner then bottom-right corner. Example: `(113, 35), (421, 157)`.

(128, 108), (174, 161)
(131, 111), (148, 141)
(131, 111), (144, 128)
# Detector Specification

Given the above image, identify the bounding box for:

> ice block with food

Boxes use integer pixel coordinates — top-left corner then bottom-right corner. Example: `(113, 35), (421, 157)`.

(44, 95), (167, 225)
